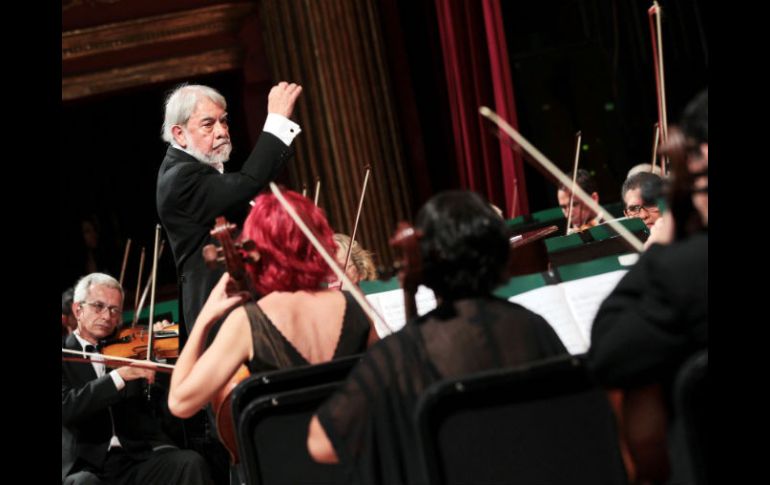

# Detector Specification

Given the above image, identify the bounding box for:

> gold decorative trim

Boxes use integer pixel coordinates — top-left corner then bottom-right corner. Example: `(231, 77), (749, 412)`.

(62, 47), (243, 101)
(62, 2), (254, 60)
(63, 0), (123, 13)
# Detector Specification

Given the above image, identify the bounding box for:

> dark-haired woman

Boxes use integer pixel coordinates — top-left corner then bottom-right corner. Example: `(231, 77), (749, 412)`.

(307, 190), (567, 485)
(168, 190), (377, 418)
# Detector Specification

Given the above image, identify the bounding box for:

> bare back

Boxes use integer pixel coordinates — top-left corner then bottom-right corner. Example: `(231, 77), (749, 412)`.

(256, 289), (349, 364)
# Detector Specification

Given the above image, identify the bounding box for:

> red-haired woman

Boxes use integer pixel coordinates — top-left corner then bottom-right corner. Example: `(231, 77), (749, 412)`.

(168, 190), (377, 418)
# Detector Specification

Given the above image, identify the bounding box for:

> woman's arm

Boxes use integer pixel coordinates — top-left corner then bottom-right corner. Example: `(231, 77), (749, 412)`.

(307, 415), (339, 463)
(168, 273), (249, 418)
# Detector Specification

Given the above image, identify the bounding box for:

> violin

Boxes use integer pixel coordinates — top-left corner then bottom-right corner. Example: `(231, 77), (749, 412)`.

(203, 215), (258, 464)
(573, 218), (600, 233)
(99, 322), (180, 360)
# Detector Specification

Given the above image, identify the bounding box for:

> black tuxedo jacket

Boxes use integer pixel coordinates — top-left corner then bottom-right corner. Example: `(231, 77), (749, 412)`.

(62, 334), (172, 480)
(588, 232), (708, 389)
(156, 132), (292, 334)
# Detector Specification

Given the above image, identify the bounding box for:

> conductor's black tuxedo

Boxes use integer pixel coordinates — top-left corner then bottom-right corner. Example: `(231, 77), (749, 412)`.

(156, 132), (292, 334)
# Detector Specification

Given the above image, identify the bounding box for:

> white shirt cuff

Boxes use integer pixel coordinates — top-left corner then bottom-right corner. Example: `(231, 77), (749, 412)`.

(109, 369), (126, 391)
(263, 113), (301, 146)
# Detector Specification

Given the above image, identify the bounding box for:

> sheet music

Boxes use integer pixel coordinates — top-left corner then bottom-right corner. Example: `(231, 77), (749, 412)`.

(366, 285), (437, 336)
(509, 286), (589, 354)
(560, 270), (628, 345)
(365, 269), (628, 348)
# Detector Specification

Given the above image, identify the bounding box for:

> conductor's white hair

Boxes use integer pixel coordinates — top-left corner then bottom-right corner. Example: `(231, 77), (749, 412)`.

(161, 84), (227, 143)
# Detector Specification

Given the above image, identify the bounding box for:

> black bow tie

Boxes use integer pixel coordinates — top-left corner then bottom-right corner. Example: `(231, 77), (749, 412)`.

(84, 344), (99, 354)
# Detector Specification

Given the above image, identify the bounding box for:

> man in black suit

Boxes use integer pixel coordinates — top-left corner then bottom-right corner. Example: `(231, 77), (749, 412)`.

(62, 273), (213, 485)
(156, 81), (302, 336)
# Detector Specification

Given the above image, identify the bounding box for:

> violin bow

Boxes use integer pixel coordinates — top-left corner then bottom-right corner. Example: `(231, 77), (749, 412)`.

(118, 238), (131, 287)
(566, 131), (582, 235)
(146, 225), (161, 364)
(650, 122), (660, 173)
(648, 1), (669, 175)
(343, 165), (372, 289)
(131, 241), (165, 328)
(62, 348), (175, 373)
(269, 183), (394, 335)
(133, 247), (145, 312)
(480, 107), (644, 252)
(313, 176), (321, 206)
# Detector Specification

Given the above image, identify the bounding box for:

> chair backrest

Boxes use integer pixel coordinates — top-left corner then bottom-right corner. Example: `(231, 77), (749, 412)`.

(232, 355), (362, 485)
(237, 383), (350, 485)
(416, 354), (628, 485)
(231, 354), (362, 424)
(673, 349), (708, 485)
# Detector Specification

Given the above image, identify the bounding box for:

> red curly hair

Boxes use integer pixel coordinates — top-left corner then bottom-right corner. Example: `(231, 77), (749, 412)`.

(241, 189), (336, 295)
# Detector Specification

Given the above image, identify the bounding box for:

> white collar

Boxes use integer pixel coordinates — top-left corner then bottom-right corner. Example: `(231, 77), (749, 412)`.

(72, 330), (95, 352)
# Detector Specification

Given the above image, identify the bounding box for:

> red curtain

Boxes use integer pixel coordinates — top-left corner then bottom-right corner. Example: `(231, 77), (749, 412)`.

(434, 0), (529, 217)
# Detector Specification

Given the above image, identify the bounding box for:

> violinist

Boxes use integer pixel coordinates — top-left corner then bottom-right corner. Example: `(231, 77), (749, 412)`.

(167, 191), (377, 419)
(557, 168), (604, 233)
(332, 233), (377, 285)
(62, 287), (77, 340)
(306, 191), (568, 484)
(62, 273), (213, 485)
(621, 171), (664, 229)
(588, 88), (708, 484)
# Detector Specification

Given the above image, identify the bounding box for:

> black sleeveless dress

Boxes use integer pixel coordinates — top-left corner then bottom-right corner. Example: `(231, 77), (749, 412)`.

(243, 291), (370, 373)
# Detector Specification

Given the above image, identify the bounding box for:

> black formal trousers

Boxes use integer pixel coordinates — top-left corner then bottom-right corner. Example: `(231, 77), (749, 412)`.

(62, 334), (213, 485)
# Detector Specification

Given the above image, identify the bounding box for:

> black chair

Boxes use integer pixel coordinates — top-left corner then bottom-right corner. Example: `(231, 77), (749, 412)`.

(673, 349), (708, 485)
(231, 354), (363, 433)
(232, 355), (362, 485)
(415, 354), (628, 485)
(236, 383), (350, 485)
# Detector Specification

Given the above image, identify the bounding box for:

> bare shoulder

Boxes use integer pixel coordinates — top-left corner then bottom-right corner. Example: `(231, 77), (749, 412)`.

(220, 305), (250, 335)
(259, 290), (344, 316)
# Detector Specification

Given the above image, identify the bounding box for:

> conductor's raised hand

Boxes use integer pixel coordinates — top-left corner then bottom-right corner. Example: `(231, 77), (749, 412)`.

(267, 82), (303, 118)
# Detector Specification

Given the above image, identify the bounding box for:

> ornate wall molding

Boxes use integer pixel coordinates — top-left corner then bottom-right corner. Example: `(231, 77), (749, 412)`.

(63, 3), (253, 60)
(62, 2), (254, 100)
(62, 47), (242, 100)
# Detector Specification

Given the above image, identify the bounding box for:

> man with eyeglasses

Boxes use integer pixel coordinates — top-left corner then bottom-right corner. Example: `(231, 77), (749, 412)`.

(621, 171), (663, 229)
(62, 272), (213, 485)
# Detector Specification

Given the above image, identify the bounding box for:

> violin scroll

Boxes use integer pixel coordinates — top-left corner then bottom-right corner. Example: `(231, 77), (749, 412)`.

(206, 216), (259, 296)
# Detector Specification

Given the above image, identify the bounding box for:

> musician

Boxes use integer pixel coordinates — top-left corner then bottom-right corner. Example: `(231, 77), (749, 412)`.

(621, 171), (664, 229)
(588, 89), (708, 484)
(62, 287), (77, 339)
(168, 191), (376, 419)
(557, 168), (603, 233)
(306, 191), (567, 484)
(333, 233), (377, 284)
(156, 82), (302, 336)
(627, 162), (663, 178)
(62, 273), (213, 485)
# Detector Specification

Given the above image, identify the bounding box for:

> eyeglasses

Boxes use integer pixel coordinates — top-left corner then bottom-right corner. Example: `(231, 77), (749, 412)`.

(625, 204), (660, 217)
(82, 301), (121, 316)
